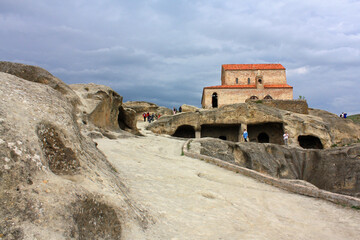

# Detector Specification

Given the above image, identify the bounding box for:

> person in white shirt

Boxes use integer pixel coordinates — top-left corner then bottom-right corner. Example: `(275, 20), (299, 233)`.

(283, 132), (289, 145)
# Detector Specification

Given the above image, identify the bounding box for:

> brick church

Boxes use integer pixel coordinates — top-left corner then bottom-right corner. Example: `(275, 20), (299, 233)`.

(201, 64), (293, 108)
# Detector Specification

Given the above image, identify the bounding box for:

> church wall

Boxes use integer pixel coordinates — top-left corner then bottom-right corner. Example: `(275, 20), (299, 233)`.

(223, 69), (286, 86)
(202, 87), (293, 108)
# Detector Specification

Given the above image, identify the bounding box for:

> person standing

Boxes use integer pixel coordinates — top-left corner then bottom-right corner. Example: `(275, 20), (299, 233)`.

(243, 129), (248, 142)
(142, 112), (146, 122)
(151, 113), (155, 122)
(283, 132), (289, 145)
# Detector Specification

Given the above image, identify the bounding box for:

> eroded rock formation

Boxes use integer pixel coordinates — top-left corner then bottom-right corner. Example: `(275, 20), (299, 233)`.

(147, 103), (360, 149)
(189, 138), (360, 197)
(70, 83), (139, 135)
(0, 67), (147, 239)
(180, 104), (200, 113)
(0, 61), (80, 107)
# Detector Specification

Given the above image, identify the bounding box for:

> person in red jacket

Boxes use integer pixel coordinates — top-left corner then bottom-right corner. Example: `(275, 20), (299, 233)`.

(142, 112), (146, 122)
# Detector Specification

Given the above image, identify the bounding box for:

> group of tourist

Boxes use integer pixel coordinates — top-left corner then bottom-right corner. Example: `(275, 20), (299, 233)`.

(142, 112), (161, 123)
(242, 129), (289, 145)
(173, 106), (182, 114)
(340, 112), (347, 118)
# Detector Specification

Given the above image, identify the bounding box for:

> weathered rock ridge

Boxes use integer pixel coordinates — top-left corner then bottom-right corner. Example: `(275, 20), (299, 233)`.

(191, 138), (360, 197)
(0, 61), (80, 107)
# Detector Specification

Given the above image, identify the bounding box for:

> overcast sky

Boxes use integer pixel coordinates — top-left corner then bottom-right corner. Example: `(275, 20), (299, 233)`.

(1, 0), (360, 114)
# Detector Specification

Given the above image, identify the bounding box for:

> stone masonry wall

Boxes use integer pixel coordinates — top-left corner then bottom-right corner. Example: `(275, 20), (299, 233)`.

(202, 88), (293, 108)
(222, 69), (287, 85)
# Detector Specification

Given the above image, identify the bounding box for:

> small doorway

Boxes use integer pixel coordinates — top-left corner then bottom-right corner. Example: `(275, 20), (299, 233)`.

(212, 92), (218, 108)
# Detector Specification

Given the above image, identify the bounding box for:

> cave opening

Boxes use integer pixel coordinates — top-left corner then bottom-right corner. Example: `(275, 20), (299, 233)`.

(118, 107), (130, 130)
(172, 125), (195, 138)
(298, 135), (323, 149)
(247, 122), (284, 144)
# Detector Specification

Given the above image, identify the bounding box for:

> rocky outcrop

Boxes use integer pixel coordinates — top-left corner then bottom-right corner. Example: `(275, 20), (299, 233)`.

(0, 71), (148, 238)
(180, 104), (200, 113)
(147, 103), (360, 149)
(188, 138), (360, 198)
(245, 99), (309, 114)
(70, 84), (139, 135)
(0, 61), (80, 107)
(123, 101), (172, 120)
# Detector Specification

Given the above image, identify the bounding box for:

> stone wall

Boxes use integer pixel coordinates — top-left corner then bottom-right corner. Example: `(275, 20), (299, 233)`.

(202, 87), (293, 108)
(221, 69), (287, 85)
(246, 99), (309, 114)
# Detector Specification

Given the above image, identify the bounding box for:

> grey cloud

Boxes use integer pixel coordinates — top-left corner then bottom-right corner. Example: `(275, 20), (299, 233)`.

(1, 0), (360, 114)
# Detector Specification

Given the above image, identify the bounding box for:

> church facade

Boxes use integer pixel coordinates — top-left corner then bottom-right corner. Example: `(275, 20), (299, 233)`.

(201, 64), (293, 108)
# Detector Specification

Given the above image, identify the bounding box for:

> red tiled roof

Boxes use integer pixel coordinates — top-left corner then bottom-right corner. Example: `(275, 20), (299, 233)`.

(264, 84), (293, 88)
(204, 85), (256, 89)
(204, 84), (292, 89)
(222, 64), (285, 71)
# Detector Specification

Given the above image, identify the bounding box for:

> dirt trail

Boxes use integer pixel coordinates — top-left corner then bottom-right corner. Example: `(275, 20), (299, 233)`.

(95, 121), (360, 240)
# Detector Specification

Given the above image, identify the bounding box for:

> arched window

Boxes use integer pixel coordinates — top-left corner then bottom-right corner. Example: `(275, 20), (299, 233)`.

(258, 79), (262, 84)
(264, 95), (273, 99)
(249, 95), (259, 100)
(212, 92), (218, 108)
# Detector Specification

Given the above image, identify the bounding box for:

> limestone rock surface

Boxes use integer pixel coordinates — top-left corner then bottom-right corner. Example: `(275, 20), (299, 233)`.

(180, 104), (199, 113)
(0, 72), (147, 239)
(0, 61), (80, 107)
(70, 83), (139, 135)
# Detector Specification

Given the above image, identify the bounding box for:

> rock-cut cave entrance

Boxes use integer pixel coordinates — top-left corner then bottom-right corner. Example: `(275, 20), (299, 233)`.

(118, 107), (131, 130)
(298, 135), (323, 149)
(247, 122), (284, 144)
(201, 124), (240, 142)
(172, 125), (195, 138)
